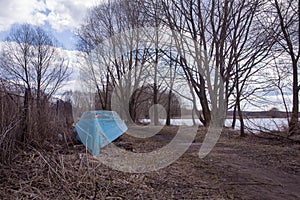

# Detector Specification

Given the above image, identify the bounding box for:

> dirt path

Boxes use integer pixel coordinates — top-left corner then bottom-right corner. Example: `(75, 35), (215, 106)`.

(187, 138), (300, 199)
(214, 147), (298, 199)
(123, 126), (300, 199)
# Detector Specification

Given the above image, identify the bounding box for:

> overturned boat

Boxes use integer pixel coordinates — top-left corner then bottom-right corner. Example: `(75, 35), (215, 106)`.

(74, 111), (127, 155)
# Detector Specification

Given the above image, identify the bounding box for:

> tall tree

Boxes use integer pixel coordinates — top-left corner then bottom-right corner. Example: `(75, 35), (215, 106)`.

(77, 0), (152, 122)
(270, 0), (299, 135)
(157, 0), (265, 130)
(0, 24), (69, 141)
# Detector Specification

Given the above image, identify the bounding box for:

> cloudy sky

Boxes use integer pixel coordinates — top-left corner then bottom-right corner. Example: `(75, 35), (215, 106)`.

(0, 0), (102, 50)
(0, 0), (293, 112)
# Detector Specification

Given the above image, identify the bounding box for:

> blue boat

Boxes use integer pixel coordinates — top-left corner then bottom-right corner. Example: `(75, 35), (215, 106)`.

(74, 111), (127, 155)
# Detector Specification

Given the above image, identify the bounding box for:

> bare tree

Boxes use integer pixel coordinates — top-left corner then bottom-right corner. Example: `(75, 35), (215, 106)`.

(0, 24), (70, 142)
(77, 0), (162, 123)
(267, 0), (299, 135)
(154, 0), (267, 131)
(227, 0), (277, 136)
(267, 54), (292, 123)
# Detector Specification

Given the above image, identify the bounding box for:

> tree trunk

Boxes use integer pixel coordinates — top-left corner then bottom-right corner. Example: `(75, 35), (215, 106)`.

(232, 102), (237, 129)
(289, 59), (299, 135)
(21, 88), (31, 142)
(153, 82), (159, 125)
(153, 45), (159, 126)
(166, 89), (172, 126)
(237, 94), (245, 137)
(199, 76), (211, 127)
(192, 107), (196, 126)
(235, 62), (245, 137)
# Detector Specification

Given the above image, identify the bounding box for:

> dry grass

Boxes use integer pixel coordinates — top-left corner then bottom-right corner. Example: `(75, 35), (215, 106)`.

(0, 126), (299, 199)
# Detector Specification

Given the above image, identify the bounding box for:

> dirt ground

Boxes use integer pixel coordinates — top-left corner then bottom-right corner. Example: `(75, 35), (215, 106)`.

(0, 126), (299, 199)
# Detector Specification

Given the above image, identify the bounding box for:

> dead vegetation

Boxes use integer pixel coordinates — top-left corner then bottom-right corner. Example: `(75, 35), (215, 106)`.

(0, 126), (299, 199)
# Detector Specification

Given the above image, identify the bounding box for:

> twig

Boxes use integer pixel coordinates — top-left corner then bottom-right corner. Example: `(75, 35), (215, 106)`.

(227, 181), (282, 187)
(31, 147), (76, 199)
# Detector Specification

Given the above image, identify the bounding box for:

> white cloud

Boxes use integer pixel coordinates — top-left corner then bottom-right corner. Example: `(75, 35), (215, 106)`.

(0, 0), (47, 31)
(46, 0), (96, 32)
(0, 0), (99, 32)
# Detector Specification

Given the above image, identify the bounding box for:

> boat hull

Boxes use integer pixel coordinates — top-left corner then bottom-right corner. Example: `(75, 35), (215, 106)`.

(75, 111), (127, 155)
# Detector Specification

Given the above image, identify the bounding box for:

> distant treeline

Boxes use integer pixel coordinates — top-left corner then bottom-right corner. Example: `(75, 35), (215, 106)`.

(226, 109), (291, 119)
